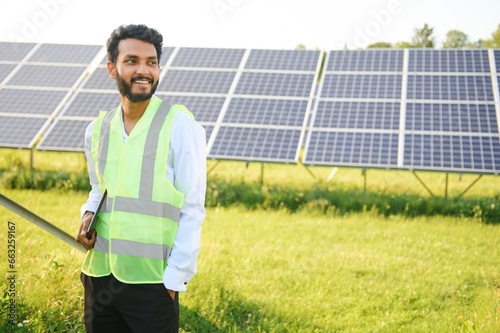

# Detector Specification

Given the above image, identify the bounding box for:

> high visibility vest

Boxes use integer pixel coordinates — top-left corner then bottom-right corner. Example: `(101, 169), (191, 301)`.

(81, 97), (193, 284)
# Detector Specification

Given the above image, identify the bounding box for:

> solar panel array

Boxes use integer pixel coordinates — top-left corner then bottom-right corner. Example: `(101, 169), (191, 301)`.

(38, 46), (323, 163)
(0, 42), (101, 148)
(1, 42), (500, 174)
(304, 49), (500, 174)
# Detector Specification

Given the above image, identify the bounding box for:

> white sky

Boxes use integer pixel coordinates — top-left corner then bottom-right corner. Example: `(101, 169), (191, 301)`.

(0, 0), (499, 50)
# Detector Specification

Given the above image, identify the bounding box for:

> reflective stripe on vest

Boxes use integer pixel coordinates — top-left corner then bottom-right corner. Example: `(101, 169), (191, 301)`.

(94, 236), (171, 260)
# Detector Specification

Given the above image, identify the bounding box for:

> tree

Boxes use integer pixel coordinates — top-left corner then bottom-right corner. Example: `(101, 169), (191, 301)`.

(484, 23), (500, 48)
(394, 41), (414, 48)
(367, 41), (392, 48)
(468, 39), (485, 48)
(442, 30), (469, 48)
(412, 23), (435, 48)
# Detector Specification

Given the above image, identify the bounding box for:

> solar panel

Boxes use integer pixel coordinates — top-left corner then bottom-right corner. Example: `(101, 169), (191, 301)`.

(305, 48), (500, 173)
(313, 101), (400, 130)
(320, 74), (402, 99)
(0, 64), (16, 82)
(208, 49), (322, 163)
(0, 89), (68, 115)
(409, 49), (490, 72)
(402, 49), (499, 173)
(155, 94), (225, 123)
(245, 49), (320, 71)
(61, 92), (119, 117)
(29, 44), (101, 64)
(7, 64), (86, 88)
(171, 48), (245, 68)
(0, 42), (36, 61)
(405, 103), (498, 133)
(495, 50), (500, 73)
(209, 127), (303, 162)
(0, 42), (101, 149)
(158, 70), (237, 94)
(406, 75), (493, 101)
(223, 98), (309, 126)
(234, 72), (316, 97)
(305, 131), (399, 167)
(37, 119), (90, 151)
(304, 49), (402, 168)
(81, 67), (116, 90)
(403, 134), (500, 172)
(0, 116), (47, 148)
(327, 49), (404, 72)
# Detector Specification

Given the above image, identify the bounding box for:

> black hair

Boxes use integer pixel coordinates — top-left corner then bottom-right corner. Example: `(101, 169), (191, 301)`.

(106, 24), (163, 64)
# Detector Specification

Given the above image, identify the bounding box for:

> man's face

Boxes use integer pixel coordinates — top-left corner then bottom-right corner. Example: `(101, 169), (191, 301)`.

(108, 38), (160, 102)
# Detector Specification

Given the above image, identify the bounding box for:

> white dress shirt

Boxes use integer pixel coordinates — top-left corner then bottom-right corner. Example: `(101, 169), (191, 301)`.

(81, 100), (207, 292)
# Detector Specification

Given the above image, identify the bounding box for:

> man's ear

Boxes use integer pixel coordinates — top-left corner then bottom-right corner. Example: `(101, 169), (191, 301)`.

(107, 61), (117, 79)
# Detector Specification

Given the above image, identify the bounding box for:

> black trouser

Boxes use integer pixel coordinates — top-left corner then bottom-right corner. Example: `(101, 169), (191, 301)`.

(81, 273), (179, 333)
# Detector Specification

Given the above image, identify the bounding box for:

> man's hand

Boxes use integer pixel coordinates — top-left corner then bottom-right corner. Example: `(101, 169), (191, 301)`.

(76, 211), (96, 251)
(167, 289), (176, 300)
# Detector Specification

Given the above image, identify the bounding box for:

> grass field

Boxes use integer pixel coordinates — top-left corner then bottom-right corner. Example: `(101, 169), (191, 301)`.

(1, 188), (500, 332)
(1, 149), (500, 332)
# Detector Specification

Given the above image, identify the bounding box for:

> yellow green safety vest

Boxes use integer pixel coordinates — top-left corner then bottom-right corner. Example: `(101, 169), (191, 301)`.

(82, 97), (193, 284)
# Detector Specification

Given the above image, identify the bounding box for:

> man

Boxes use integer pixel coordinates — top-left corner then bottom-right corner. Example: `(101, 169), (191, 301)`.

(76, 24), (206, 333)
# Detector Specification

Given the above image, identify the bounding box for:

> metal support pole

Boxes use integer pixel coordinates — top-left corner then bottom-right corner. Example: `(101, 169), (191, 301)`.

(298, 160), (316, 180)
(445, 173), (449, 199)
(0, 193), (86, 252)
(362, 168), (367, 193)
(412, 171), (435, 197)
(207, 160), (220, 175)
(261, 163), (264, 185)
(457, 174), (483, 198)
(30, 148), (34, 172)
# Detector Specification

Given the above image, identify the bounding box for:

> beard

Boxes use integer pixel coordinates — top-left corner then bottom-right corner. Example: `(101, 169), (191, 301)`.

(115, 71), (159, 103)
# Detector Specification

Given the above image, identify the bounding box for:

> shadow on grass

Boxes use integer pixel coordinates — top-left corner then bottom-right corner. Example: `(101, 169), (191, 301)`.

(1, 286), (322, 332)
(181, 287), (323, 333)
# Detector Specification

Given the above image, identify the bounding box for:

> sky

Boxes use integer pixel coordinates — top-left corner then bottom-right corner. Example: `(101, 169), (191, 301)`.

(0, 0), (499, 50)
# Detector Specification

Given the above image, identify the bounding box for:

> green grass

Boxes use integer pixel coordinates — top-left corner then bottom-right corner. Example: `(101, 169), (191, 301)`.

(1, 189), (500, 332)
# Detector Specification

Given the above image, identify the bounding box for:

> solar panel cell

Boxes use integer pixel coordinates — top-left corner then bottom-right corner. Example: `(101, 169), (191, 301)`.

(234, 72), (315, 97)
(63, 92), (119, 117)
(404, 134), (500, 171)
(321, 74), (402, 99)
(327, 50), (404, 72)
(29, 44), (101, 64)
(8, 64), (85, 88)
(408, 49), (490, 72)
(0, 89), (68, 115)
(406, 103), (498, 133)
(172, 48), (245, 68)
(314, 101), (400, 129)
(0, 64), (16, 83)
(406, 75), (493, 101)
(82, 67), (116, 90)
(304, 131), (398, 166)
(38, 119), (90, 151)
(245, 49), (320, 71)
(0, 116), (47, 147)
(0, 42), (36, 61)
(223, 98), (308, 126)
(158, 70), (236, 93)
(155, 94), (225, 123)
(210, 126), (301, 162)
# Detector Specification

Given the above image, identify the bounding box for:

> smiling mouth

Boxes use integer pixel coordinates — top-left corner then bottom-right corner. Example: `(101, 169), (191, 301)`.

(132, 77), (153, 85)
